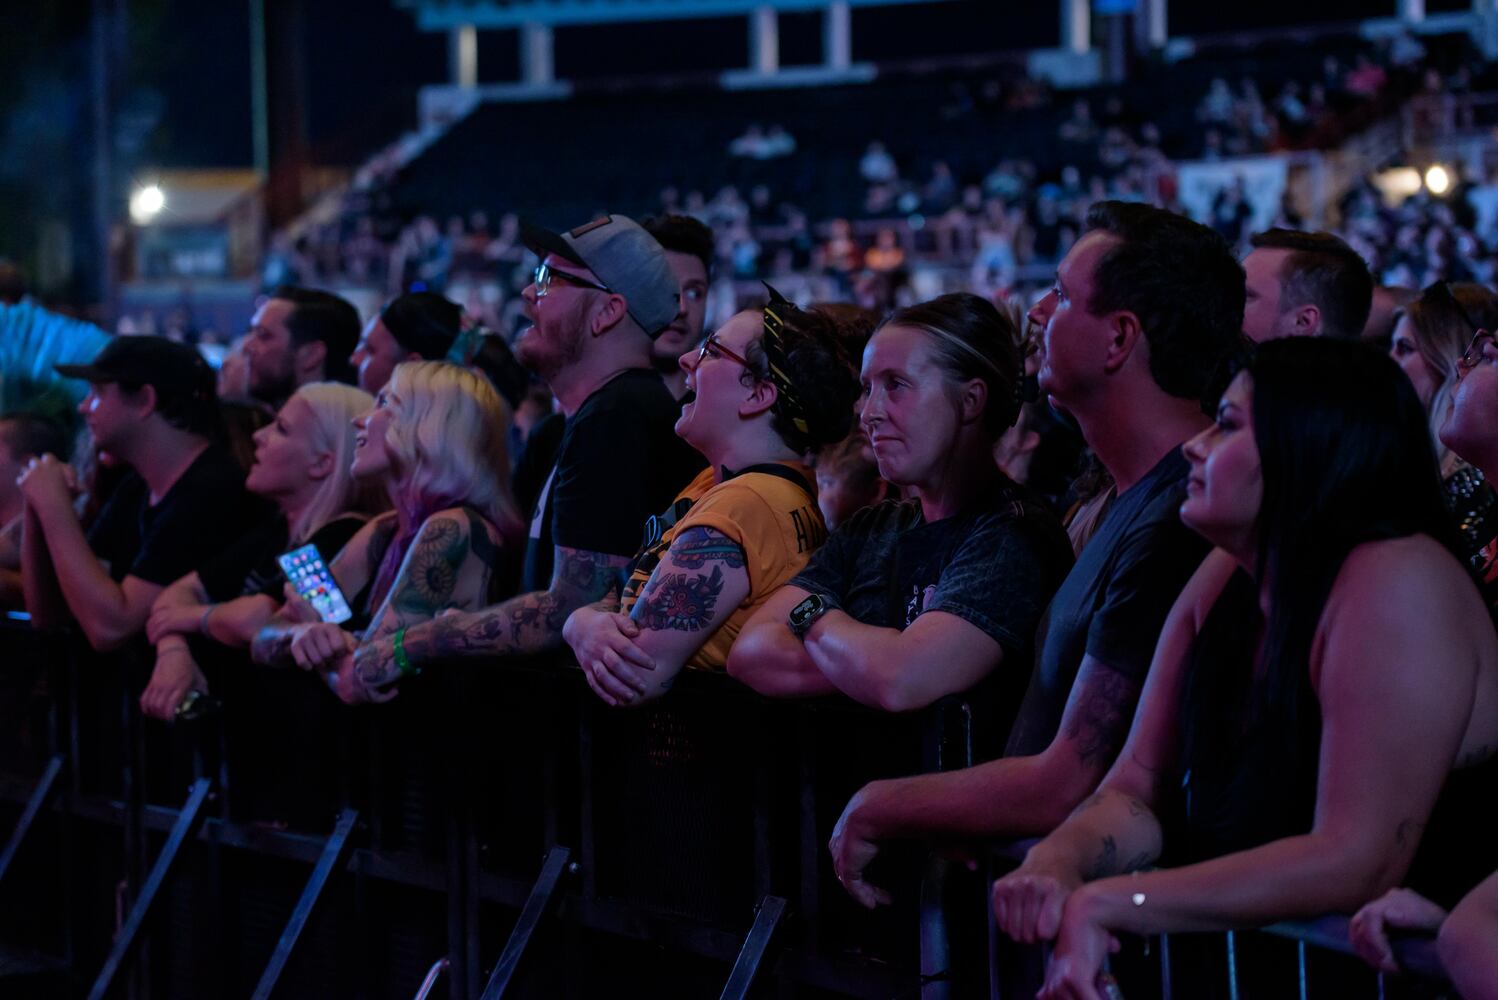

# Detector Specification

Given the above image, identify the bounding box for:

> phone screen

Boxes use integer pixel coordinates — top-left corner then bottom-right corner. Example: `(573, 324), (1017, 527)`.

(276, 544), (354, 625)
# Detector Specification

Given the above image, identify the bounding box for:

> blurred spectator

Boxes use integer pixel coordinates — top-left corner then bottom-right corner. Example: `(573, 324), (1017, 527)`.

(643, 214), (715, 401)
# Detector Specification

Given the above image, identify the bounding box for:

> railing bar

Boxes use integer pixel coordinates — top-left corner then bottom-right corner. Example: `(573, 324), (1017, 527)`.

(479, 846), (572, 1000)
(87, 778), (212, 1000)
(0, 754), (65, 886)
(1159, 932), (1172, 1000)
(250, 808), (359, 1000)
(1297, 938), (1308, 1000)
(1226, 929), (1240, 1000)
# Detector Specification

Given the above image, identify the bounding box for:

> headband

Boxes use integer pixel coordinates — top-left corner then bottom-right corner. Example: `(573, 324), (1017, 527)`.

(760, 283), (812, 438)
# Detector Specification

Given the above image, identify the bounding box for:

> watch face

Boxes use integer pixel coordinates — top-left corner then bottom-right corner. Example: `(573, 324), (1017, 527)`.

(790, 594), (825, 629)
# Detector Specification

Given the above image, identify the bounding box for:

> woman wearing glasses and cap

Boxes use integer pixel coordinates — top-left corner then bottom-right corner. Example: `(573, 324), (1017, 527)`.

(1389, 281), (1498, 569)
(563, 290), (860, 704)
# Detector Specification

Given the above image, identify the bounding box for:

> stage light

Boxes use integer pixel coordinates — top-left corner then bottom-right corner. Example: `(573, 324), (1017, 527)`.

(130, 183), (166, 224)
(1425, 165), (1451, 196)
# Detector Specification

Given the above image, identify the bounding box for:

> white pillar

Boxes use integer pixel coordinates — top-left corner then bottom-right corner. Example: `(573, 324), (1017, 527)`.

(521, 22), (554, 86)
(1144, 0), (1166, 48)
(449, 24), (477, 88)
(1061, 0), (1091, 54)
(1401, 0), (1426, 21)
(825, 1), (852, 71)
(750, 5), (779, 75)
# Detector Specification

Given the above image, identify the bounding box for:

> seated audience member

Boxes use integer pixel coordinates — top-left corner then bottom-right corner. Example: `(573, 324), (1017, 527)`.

(350, 290), (463, 395)
(244, 286), (361, 408)
(1351, 873), (1498, 997)
(563, 292), (860, 704)
(139, 383), (383, 719)
(252, 362), (524, 704)
(826, 203), (1242, 909)
(643, 214), (714, 401)
(814, 433), (890, 531)
(347, 214), (703, 688)
(0, 412), (71, 607)
(20, 337), (267, 650)
(1441, 322), (1498, 611)
(1241, 228), (1373, 342)
(992, 339), (1498, 997)
(1389, 281), (1498, 569)
(728, 292), (1074, 714)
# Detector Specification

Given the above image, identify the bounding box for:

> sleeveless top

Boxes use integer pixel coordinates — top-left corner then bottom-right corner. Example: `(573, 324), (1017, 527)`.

(1170, 568), (1498, 909)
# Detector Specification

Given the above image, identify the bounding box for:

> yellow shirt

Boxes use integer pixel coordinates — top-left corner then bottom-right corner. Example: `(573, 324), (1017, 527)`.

(621, 463), (825, 671)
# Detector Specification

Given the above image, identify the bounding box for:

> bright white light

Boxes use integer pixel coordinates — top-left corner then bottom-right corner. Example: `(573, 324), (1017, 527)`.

(129, 184), (166, 224)
(1425, 165), (1451, 196)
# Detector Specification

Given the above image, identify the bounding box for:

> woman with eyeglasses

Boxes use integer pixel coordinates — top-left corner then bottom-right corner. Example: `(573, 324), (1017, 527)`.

(1389, 281), (1498, 568)
(992, 339), (1498, 999)
(562, 293), (860, 703)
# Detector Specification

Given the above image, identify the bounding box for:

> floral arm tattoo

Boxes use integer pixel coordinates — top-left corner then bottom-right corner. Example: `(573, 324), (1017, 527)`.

(619, 527), (751, 692)
(354, 543), (629, 683)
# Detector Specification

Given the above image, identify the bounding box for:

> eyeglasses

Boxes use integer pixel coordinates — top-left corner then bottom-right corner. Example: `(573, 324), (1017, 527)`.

(695, 333), (757, 374)
(533, 261), (612, 298)
(1459, 329), (1497, 372)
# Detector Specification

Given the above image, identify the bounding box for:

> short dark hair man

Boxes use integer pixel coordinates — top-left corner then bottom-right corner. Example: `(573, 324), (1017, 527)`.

(643, 214), (715, 401)
(350, 290), (464, 394)
(243, 286), (361, 406)
(828, 202), (1242, 910)
(1241, 228), (1373, 342)
(343, 215), (703, 698)
(21, 337), (266, 650)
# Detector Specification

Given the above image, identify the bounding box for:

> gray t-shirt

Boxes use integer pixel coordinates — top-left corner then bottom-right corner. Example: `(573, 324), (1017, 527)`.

(790, 478), (1073, 694)
(1005, 447), (1209, 756)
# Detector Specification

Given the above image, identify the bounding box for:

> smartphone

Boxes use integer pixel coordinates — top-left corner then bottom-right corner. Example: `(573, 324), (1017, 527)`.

(276, 543), (354, 625)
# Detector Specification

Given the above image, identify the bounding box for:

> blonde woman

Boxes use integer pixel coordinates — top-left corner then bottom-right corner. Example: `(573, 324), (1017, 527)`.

(141, 382), (387, 719)
(1389, 281), (1498, 568)
(251, 361), (523, 704)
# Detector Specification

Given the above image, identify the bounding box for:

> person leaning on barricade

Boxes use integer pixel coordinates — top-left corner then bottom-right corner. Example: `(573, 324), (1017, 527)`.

(19, 336), (268, 651)
(251, 362), (524, 703)
(0, 412), (71, 608)
(727, 291), (1073, 714)
(137, 382), (387, 720)
(992, 339), (1498, 998)
(824, 203), (1242, 912)
(561, 287), (860, 704)
(343, 215), (703, 698)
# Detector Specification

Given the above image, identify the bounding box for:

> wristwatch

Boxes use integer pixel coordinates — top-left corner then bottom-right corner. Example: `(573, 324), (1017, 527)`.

(788, 594), (832, 638)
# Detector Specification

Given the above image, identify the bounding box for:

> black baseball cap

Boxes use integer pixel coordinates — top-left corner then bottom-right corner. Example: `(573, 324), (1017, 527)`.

(55, 335), (216, 406)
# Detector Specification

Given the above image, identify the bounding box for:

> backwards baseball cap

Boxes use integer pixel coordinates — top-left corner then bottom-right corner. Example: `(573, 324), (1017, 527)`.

(56, 335), (216, 407)
(382, 291), (463, 360)
(521, 214), (680, 338)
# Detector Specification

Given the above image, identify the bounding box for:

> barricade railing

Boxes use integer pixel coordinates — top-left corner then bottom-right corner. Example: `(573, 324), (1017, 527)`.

(0, 617), (990, 998)
(2, 613), (1463, 999)
(985, 840), (1452, 999)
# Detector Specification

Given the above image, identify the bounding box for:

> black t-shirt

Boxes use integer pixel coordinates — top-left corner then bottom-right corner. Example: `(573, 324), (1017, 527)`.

(790, 479), (1074, 660)
(1005, 447), (1209, 756)
(86, 445), (269, 587)
(196, 513), (366, 603)
(522, 369), (704, 591)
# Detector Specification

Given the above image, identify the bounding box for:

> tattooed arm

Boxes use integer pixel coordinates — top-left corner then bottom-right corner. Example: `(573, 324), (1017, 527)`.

(829, 656), (1145, 909)
(567, 526), (750, 706)
(353, 542), (630, 685)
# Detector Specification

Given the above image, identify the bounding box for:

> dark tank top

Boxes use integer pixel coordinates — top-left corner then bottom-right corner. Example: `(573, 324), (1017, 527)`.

(1170, 568), (1498, 910)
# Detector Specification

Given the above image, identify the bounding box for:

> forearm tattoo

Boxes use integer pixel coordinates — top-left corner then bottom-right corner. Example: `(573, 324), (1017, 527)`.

(373, 545), (629, 675)
(634, 565), (726, 632)
(390, 516), (467, 616)
(1064, 662), (1143, 767)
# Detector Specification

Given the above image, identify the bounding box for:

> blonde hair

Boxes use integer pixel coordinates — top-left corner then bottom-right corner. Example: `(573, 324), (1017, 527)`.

(286, 382), (389, 544)
(381, 360), (522, 538)
(1403, 283), (1498, 476)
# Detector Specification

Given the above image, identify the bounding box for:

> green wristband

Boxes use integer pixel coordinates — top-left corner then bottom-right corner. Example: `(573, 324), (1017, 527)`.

(392, 626), (418, 678)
